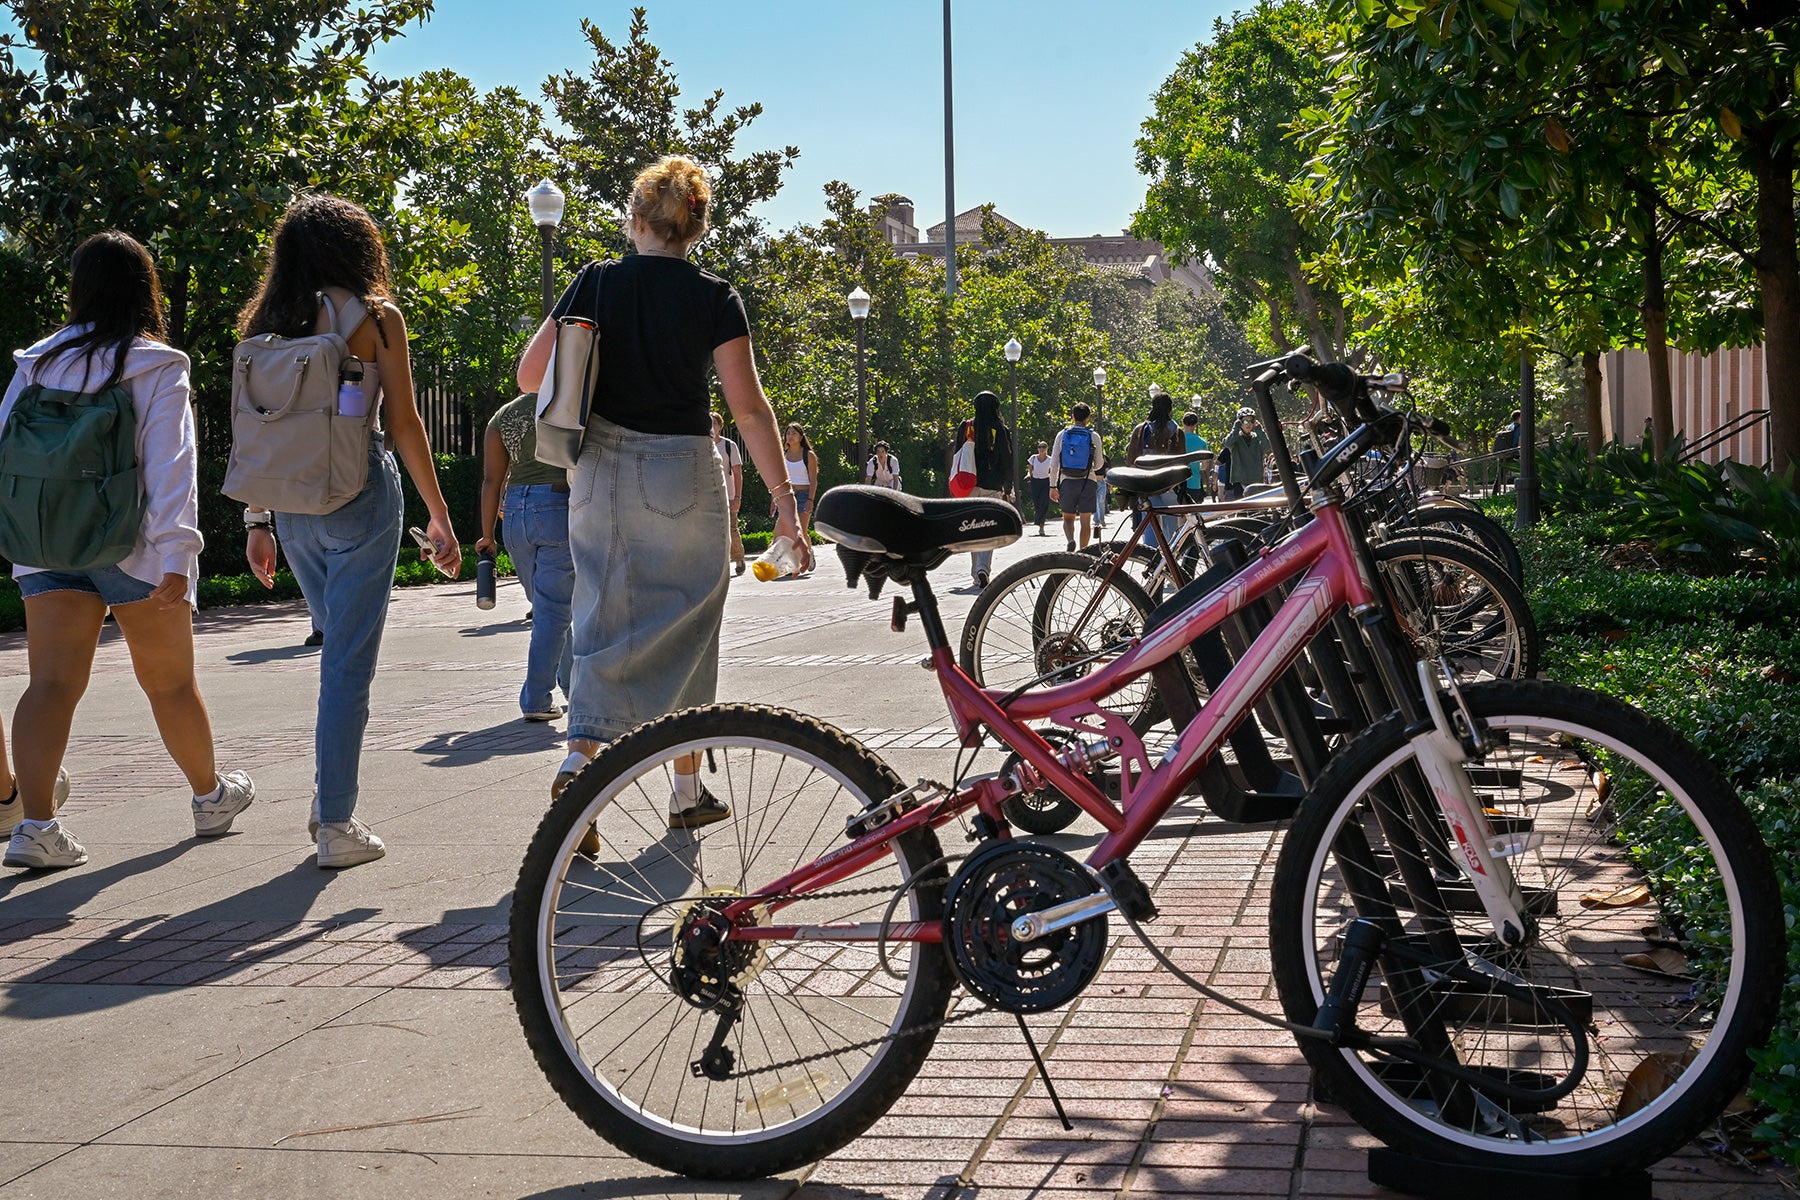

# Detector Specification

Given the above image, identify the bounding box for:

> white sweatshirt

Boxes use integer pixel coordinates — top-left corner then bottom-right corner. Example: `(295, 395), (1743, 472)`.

(1, 325), (203, 606)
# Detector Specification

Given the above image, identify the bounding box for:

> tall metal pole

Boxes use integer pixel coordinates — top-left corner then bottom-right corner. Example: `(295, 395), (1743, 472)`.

(538, 223), (556, 319)
(942, 0), (957, 299)
(1516, 347), (1539, 528)
(1008, 359), (1019, 475)
(854, 319), (869, 476)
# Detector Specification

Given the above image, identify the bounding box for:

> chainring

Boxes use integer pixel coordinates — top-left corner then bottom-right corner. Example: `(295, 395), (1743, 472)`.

(943, 841), (1106, 1014)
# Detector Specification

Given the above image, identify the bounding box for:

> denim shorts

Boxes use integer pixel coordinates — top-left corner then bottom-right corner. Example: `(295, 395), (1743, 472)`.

(15, 564), (159, 606)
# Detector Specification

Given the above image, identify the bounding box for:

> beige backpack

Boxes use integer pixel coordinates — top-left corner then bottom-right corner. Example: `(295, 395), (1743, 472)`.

(223, 293), (377, 514)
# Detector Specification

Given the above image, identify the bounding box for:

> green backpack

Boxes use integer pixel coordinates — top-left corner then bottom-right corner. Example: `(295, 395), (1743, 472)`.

(0, 382), (142, 570)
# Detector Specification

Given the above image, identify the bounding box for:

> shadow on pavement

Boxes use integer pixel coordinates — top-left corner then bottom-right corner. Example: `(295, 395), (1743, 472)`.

(0, 862), (363, 1016)
(516, 1179), (798, 1200)
(412, 718), (566, 764)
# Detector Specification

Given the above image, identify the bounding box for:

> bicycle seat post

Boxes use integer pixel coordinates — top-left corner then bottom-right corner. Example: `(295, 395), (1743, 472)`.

(909, 574), (952, 654)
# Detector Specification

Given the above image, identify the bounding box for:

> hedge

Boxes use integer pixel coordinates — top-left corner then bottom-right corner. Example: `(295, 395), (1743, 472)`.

(1514, 512), (1800, 1164)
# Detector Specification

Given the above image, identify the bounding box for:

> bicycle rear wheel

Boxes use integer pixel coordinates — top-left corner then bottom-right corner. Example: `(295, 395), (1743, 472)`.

(1372, 535), (1537, 681)
(510, 705), (954, 1179)
(959, 552), (1164, 733)
(1269, 680), (1781, 1173)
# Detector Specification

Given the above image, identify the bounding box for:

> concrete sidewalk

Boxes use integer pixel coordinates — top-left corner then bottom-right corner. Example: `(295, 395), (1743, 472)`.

(0, 530), (1789, 1199)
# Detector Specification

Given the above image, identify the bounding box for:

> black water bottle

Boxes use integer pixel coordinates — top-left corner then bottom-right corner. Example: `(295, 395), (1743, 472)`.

(475, 549), (497, 610)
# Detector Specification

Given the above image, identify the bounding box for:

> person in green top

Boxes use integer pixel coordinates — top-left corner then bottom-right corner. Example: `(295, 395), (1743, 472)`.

(476, 393), (574, 722)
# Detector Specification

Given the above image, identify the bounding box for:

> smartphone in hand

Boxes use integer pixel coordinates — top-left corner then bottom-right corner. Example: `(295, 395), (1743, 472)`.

(408, 526), (458, 579)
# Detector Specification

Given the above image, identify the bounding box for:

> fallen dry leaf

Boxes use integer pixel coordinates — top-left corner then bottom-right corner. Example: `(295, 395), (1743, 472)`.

(1581, 883), (1651, 909)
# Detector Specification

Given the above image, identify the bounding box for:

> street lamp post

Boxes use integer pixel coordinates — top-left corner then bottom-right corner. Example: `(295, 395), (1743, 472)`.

(1004, 337), (1022, 484)
(525, 178), (566, 319)
(1091, 365), (1107, 447)
(847, 286), (872, 473)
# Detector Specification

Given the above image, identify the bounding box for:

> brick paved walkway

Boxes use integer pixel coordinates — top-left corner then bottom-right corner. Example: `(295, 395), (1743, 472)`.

(0, 544), (1791, 1199)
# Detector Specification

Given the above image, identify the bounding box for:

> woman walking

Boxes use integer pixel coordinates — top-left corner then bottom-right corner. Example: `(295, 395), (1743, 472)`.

(241, 195), (461, 869)
(516, 155), (808, 820)
(778, 423), (819, 543)
(2, 231), (251, 870)
(1027, 441), (1053, 534)
(477, 392), (574, 722)
(966, 390), (1014, 588)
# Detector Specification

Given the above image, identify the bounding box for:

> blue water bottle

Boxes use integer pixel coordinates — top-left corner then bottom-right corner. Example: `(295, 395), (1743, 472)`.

(337, 356), (367, 418)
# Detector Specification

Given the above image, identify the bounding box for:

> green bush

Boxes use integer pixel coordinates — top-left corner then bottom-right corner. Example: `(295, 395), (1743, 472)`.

(0, 247), (59, 396)
(0, 545), (514, 633)
(1517, 516), (1800, 1164)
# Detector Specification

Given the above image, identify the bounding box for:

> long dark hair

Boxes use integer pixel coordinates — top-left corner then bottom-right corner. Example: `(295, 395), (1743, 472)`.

(973, 390), (1010, 473)
(237, 194), (392, 345)
(784, 422), (814, 461)
(38, 231), (166, 392)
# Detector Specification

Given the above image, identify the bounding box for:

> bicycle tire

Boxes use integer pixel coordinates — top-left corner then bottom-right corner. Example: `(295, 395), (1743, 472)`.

(510, 704), (954, 1179)
(1269, 679), (1781, 1173)
(1401, 507), (1524, 586)
(1372, 535), (1538, 681)
(959, 552), (1165, 733)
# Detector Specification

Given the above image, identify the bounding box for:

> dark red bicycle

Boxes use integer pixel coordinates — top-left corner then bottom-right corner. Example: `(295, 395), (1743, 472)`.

(510, 361), (1780, 1183)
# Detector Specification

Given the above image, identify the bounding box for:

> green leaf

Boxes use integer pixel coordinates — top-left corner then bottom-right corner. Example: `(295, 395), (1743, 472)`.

(1499, 180), (1520, 218)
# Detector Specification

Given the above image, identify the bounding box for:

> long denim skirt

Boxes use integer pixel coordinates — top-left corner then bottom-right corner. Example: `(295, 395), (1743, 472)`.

(565, 414), (731, 744)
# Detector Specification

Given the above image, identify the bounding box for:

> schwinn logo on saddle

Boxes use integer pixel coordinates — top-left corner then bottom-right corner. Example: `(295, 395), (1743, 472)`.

(958, 517), (997, 532)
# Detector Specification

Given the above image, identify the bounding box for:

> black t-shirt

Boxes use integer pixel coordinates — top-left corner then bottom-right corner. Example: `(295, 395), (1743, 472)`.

(549, 255), (750, 436)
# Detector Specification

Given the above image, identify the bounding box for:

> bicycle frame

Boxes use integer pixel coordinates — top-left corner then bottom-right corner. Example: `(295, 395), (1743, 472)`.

(725, 494), (1388, 940)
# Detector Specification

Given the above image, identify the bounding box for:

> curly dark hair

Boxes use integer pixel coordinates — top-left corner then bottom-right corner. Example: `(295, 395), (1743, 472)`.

(237, 194), (392, 345)
(39, 230), (167, 393)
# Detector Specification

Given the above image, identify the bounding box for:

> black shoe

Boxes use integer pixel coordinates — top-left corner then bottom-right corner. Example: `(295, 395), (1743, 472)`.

(303, 629), (324, 647)
(734, 561), (746, 577)
(976, 570), (990, 589)
(1066, 538), (1077, 552)
(669, 786), (731, 830)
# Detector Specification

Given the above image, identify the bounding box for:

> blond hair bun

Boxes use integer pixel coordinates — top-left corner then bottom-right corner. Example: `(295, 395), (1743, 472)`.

(629, 156), (712, 248)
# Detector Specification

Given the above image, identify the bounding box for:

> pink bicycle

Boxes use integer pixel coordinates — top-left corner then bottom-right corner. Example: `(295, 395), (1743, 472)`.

(510, 367), (1779, 1182)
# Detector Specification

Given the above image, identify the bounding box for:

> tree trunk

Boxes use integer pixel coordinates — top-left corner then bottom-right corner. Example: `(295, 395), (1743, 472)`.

(1284, 257), (1334, 360)
(1583, 350), (1603, 458)
(1640, 192), (1674, 458)
(1751, 131), (1800, 476)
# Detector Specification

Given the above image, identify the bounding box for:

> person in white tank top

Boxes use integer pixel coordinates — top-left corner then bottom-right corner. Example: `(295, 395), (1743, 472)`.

(776, 422), (819, 542)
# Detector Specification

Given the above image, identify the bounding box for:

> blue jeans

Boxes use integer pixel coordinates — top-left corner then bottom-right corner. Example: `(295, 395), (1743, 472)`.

(276, 440), (403, 825)
(1131, 490), (1180, 548)
(503, 484), (574, 714)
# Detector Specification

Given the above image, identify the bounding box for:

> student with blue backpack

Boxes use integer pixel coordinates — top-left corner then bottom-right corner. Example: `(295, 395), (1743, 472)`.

(0, 231), (253, 871)
(1048, 401), (1106, 550)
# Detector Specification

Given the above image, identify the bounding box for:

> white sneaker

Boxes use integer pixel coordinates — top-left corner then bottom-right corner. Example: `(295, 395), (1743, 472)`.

(0, 767), (70, 838)
(5, 818), (88, 870)
(192, 770), (256, 838)
(316, 818), (386, 869)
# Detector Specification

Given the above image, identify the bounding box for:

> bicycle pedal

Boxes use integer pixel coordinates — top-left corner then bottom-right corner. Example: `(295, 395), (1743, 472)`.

(1098, 859), (1158, 922)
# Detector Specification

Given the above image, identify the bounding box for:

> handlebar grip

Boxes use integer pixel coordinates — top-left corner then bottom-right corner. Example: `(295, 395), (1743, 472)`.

(1278, 353), (1317, 381)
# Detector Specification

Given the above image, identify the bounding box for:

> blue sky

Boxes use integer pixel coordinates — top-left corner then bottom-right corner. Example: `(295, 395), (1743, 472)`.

(364, 1), (1236, 237)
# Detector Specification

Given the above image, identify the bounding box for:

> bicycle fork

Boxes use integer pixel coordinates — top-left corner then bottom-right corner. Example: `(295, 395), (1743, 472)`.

(1407, 658), (1534, 947)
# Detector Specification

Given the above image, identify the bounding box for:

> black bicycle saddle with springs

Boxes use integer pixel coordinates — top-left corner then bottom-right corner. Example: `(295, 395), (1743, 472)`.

(814, 485), (1022, 597)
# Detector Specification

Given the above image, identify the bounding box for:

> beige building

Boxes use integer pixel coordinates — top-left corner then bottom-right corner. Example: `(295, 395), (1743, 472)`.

(879, 197), (1217, 299)
(1598, 346), (1771, 464)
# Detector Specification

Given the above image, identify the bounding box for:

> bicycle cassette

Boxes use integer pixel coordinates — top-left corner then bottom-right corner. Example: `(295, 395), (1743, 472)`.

(943, 841), (1106, 1014)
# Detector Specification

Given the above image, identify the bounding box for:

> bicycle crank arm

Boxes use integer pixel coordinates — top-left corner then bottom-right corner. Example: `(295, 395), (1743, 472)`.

(1012, 891), (1117, 943)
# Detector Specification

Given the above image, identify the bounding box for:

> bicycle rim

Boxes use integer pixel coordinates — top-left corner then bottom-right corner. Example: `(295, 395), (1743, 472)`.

(519, 711), (950, 1160)
(1274, 682), (1777, 1168)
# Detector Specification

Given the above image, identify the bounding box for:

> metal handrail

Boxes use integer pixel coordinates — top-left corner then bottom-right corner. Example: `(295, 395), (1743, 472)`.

(1677, 408), (1769, 463)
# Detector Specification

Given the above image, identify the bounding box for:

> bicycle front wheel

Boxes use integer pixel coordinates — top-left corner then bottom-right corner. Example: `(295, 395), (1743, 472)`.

(510, 705), (954, 1179)
(1270, 680), (1781, 1174)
